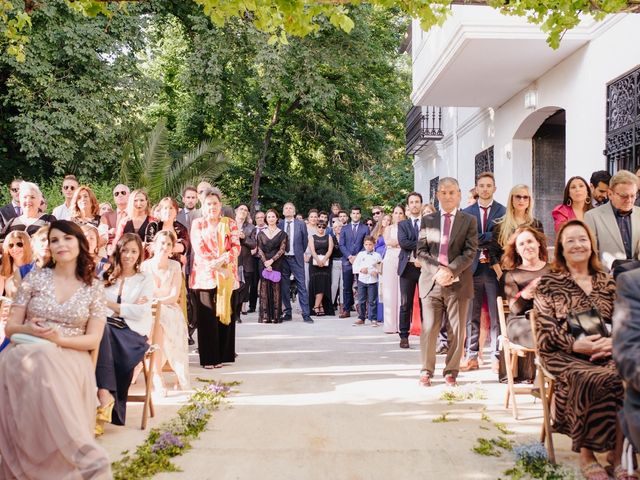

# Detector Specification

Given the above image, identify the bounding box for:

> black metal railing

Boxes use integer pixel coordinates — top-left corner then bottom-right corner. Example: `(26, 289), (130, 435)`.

(406, 106), (444, 155)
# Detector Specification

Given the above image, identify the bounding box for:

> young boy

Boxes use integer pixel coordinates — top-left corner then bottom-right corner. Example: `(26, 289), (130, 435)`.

(352, 236), (383, 326)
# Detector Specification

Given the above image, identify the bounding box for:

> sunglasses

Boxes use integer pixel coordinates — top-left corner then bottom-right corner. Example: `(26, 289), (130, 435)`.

(8, 242), (24, 248)
(62, 185), (76, 191)
(317, 225), (326, 229)
(372, 211), (381, 215)
(113, 190), (127, 197)
(514, 195), (530, 200)
(10, 187), (19, 193)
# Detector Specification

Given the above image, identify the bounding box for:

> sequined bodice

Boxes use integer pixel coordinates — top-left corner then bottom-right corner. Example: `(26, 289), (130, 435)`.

(13, 268), (106, 337)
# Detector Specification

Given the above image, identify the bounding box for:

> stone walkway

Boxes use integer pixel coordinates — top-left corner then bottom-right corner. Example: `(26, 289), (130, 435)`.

(102, 312), (577, 479)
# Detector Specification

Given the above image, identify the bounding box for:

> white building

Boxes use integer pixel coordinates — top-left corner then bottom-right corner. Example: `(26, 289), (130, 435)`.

(409, 7), (640, 236)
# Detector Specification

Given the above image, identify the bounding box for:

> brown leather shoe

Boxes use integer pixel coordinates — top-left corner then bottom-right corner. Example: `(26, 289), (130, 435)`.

(339, 310), (350, 318)
(399, 338), (410, 349)
(444, 374), (458, 387)
(459, 357), (479, 371)
(419, 373), (432, 387)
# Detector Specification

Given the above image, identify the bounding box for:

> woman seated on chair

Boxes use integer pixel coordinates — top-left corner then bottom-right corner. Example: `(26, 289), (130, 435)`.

(1, 231), (33, 298)
(141, 231), (190, 394)
(96, 233), (154, 431)
(533, 219), (632, 480)
(0, 220), (111, 478)
(500, 226), (550, 383)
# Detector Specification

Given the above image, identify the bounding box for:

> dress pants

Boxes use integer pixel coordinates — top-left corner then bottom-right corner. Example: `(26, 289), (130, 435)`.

(357, 280), (378, 321)
(248, 257), (260, 311)
(341, 263), (356, 311)
(281, 255), (310, 317)
(331, 259), (342, 308)
(420, 284), (470, 377)
(465, 264), (500, 360)
(398, 263), (421, 339)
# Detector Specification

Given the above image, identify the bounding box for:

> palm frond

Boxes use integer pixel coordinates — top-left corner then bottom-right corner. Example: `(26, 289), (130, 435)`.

(140, 119), (170, 199)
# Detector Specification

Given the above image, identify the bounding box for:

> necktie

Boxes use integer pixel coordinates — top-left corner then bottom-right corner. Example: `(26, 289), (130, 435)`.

(15, 206), (21, 216)
(286, 221), (292, 253)
(352, 223), (357, 234)
(438, 213), (452, 266)
(413, 218), (419, 236)
(480, 206), (489, 233)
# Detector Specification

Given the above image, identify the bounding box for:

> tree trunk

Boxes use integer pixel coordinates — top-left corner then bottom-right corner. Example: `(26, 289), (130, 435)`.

(249, 96), (302, 215)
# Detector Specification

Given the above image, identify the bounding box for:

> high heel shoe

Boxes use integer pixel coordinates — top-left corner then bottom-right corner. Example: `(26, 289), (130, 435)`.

(96, 399), (115, 424)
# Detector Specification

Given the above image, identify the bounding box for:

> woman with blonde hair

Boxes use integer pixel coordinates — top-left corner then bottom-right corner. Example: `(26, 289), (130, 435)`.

(114, 189), (155, 246)
(142, 231), (190, 393)
(489, 184), (544, 266)
(1, 231), (33, 298)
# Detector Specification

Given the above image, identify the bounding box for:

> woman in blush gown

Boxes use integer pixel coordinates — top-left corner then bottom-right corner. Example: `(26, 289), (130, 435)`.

(381, 206), (405, 333)
(0, 220), (111, 479)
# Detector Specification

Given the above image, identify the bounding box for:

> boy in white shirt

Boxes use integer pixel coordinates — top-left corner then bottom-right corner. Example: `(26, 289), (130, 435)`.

(352, 236), (383, 326)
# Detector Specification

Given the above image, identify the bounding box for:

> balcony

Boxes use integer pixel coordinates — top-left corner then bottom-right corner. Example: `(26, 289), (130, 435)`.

(406, 106), (444, 155)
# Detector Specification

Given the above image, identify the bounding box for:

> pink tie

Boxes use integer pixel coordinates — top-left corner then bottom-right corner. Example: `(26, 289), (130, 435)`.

(438, 213), (452, 266)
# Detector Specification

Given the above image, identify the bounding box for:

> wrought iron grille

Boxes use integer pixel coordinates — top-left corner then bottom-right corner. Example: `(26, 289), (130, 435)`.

(406, 106), (444, 155)
(429, 176), (440, 209)
(474, 146), (495, 178)
(605, 66), (640, 173)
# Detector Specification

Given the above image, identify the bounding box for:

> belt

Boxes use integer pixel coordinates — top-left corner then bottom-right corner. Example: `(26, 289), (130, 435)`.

(285, 254), (295, 258)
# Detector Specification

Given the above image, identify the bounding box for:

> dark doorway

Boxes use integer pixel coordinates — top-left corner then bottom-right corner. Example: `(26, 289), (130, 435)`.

(533, 109), (566, 241)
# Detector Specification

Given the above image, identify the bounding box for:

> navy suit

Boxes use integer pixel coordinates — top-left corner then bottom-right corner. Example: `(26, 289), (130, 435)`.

(278, 218), (310, 318)
(339, 222), (369, 311)
(0, 203), (18, 231)
(461, 201), (506, 361)
(397, 217), (422, 340)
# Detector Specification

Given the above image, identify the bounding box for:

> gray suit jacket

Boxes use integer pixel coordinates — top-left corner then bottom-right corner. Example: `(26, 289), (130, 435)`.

(416, 210), (478, 299)
(584, 203), (640, 272)
(176, 208), (197, 232)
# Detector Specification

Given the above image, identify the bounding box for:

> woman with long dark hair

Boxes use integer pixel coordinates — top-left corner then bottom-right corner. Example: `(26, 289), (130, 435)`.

(0, 220), (111, 478)
(552, 176), (593, 233)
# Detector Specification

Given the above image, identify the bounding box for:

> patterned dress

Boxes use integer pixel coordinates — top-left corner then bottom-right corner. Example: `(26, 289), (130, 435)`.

(533, 271), (623, 453)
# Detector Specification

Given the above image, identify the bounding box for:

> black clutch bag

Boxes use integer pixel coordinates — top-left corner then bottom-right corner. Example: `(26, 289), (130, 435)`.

(566, 307), (609, 339)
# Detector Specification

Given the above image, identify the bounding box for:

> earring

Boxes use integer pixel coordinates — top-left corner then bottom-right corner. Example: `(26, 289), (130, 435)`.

(586, 196), (591, 205)
(567, 198), (572, 206)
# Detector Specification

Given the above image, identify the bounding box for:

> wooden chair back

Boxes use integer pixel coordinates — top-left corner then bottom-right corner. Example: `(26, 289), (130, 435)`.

(127, 300), (162, 430)
(497, 296), (536, 419)
(529, 310), (556, 463)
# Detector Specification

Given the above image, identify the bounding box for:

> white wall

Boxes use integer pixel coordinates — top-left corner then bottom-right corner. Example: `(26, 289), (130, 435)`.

(414, 14), (640, 205)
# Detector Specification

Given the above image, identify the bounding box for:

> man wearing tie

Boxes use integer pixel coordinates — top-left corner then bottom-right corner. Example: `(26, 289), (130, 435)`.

(279, 202), (313, 323)
(397, 192), (423, 348)
(176, 185), (198, 231)
(0, 179), (23, 230)
(461, 172), (506, 372)
(338, 206), (369, 318)
(417, 178), (477, 386)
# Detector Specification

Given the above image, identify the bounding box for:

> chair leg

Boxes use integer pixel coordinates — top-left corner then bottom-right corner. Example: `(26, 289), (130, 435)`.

(510, 354), (519, 419)
(538, 371), (555, 463)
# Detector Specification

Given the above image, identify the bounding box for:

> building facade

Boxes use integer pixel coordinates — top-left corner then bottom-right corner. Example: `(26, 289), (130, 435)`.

(409, 7), (640, 237)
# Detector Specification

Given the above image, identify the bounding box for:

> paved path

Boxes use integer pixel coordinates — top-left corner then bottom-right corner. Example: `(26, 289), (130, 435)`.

(130, 312), (575, 480)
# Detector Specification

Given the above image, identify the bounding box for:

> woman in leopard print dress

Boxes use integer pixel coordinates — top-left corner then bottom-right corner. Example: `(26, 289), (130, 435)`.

(534, 220), (632, 480)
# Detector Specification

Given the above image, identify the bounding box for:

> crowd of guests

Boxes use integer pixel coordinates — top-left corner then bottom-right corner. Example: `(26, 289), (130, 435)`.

(2, 166), (640, 479)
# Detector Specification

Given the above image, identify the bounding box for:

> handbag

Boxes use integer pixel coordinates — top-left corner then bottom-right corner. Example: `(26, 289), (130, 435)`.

(566, 307), (609, 339)
(262, 268), (281, 283)
(312, 255), (326, 266)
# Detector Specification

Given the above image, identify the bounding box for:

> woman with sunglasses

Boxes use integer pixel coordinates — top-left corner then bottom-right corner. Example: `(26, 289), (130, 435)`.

(488, 185), (545, 268)
(114, 189), (156, 249)
(0, 231), (33, 299)
(0, 182), (55, 241)
(308, 220), (334, 316)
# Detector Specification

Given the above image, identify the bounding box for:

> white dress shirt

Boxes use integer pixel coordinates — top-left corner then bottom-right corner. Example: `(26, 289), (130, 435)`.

(353, 250), (383, 284)
(52, 203), (72, 220)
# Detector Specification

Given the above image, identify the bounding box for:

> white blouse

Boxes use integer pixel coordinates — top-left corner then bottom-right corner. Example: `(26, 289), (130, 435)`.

(104, 272), (155, 336)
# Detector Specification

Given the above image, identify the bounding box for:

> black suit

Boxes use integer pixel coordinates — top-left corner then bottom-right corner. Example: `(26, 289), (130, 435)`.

(0, 203), (18, 231)
(397, 217), (422, 340)
(416, 210), (477, 378)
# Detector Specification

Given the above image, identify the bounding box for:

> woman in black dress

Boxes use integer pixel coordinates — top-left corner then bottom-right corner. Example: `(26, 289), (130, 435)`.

(308, 221), (334, 316)
(146, 197), (190, 264)
(500, 226), (550, 383)
(257, 209), (287, 324)
(115, 189), (155, 247)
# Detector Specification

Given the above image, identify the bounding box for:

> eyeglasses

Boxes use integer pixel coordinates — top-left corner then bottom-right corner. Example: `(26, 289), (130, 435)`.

(10, 188), (19, 193)
(8, 242), (24, 248)
(62, 185), (76, 191)
(514, 195), (530, 200)
(613, 192), (636, 200)
(113, 190), (127, 197)
(372, 211), (382, 215)
(317, 225), (326, 230)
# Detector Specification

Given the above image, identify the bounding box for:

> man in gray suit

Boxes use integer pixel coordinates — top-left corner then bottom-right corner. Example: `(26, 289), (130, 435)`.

(176, 185), (198, 231)
(585, 169), (640, 272)
(416, 177), (477, 387)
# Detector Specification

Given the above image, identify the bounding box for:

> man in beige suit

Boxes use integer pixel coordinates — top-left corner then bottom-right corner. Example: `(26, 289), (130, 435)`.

(584, 170), (640, 272)
(416, 177), (477, 387)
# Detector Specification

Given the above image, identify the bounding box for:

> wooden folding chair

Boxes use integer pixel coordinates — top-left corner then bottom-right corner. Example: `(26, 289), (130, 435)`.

(127, 301), (162, 430)
(529, 310), (556, 463)
(497, 296), (536, 419)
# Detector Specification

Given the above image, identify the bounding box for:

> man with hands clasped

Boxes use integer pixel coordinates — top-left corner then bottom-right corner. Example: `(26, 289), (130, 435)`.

(416, 178), (478, 387)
